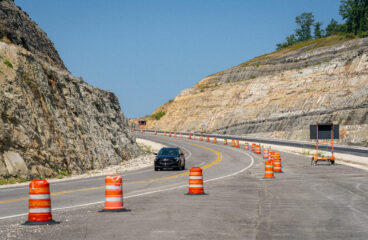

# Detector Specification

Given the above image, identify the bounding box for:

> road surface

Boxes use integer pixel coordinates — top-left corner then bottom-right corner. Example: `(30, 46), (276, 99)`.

(0, 133), (367, 239)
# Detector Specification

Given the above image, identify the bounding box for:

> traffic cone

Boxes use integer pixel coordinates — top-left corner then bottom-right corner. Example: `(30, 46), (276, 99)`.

(236, 140), (239, 148)
(213, 137), (217, 143)
(264, 160), (274, 178)
(100, 175), (129, 212)
(24, 179), (58, 225)
(186, 167), (206, 195)
(224, 139), (227, 145)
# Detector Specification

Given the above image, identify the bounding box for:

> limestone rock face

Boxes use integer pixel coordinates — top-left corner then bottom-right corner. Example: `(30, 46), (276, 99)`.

(0, 0), (65, 69)
(0, 42), (141, 179)
(0, 1), (141, 179)
(146, 37), (368, 147)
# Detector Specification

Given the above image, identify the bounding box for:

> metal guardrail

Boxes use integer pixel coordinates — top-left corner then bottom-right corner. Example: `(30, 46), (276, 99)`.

(142, 129), (368, 157)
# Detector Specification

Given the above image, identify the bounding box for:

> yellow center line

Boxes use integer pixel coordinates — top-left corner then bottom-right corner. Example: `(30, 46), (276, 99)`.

(0, 140), (222, 204)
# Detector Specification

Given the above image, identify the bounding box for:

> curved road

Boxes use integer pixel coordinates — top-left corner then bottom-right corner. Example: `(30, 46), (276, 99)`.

(0, 133), (367, 240)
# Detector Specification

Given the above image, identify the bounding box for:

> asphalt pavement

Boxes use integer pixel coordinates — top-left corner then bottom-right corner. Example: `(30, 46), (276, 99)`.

(0, 133), (367, 240)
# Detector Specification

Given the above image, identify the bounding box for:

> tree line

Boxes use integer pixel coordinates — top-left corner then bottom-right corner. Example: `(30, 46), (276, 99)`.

(276, 0), (368, 50)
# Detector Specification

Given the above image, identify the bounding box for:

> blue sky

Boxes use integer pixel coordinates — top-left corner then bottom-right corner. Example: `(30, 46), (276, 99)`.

(15, 0), (342, 118)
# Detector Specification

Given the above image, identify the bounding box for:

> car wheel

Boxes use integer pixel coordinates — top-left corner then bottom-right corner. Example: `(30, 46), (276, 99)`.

(154, 166), (159, 171)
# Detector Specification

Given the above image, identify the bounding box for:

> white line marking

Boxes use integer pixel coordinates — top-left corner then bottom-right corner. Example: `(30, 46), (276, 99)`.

(0, 169), (153, 192)
(0, 139), (254, 221)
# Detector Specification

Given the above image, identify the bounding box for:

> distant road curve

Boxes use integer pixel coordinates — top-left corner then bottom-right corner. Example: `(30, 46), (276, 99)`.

(142, 130), (368, 157)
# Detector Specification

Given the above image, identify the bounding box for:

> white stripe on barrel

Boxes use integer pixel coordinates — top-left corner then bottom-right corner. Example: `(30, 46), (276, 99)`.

(29, 194), (50, 199)
(189, 176), (202, 179)
(105, 185), (121, 190)
(189, 185), (203, 188)
(105, 197), (123, 202)
(29, 208), (51, 213)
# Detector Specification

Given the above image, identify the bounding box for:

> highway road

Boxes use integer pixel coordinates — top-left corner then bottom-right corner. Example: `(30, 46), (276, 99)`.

(0, 133), (367, 239)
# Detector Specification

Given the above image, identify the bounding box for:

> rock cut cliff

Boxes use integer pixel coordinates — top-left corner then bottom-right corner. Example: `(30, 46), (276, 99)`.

(144, 35), (368, 147)
(0, 0), (140, 180)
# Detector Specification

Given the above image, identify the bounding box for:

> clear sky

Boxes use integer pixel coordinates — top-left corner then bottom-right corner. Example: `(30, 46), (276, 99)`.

(15, 0), (342, 118)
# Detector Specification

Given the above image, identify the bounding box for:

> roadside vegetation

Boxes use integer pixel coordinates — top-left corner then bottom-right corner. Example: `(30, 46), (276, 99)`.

(277, 0), (368, 50)
(151, 111), (166, 120)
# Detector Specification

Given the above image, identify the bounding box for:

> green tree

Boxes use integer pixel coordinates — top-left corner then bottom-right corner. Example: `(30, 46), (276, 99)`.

(314, 22), (324, 38)
(295, 12), (315, 42)
(339, 0), (368, 35)
(276, 34), (297, 50)
(325, 19), (344, 36)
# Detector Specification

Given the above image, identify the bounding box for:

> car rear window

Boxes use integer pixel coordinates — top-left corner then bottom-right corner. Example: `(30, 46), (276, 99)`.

(158, 148), (179, 156)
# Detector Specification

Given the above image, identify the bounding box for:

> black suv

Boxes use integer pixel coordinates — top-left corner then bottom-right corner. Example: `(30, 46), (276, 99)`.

(154, 147), (185, 171)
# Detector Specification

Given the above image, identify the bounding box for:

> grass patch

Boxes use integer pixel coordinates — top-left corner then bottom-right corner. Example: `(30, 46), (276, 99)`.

(240, 34), (358, 67)
(0, 178), (28, 185)
(151, 111), (166, 120)
(3, 59), (13, 68)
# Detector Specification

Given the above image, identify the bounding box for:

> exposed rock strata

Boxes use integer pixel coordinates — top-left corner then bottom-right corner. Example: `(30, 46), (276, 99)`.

(0, 0), (65, 69)
(0, 0), (140, 179)
(145, 37), (368, 147)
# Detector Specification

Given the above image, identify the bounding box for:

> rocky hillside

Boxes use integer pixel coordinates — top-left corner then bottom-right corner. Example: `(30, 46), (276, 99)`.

(144, 35), (368, 147)
(0, 0), (140, 180)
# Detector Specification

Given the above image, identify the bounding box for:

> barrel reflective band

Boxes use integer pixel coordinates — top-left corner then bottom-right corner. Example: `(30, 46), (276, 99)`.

(266, 165), (273, 168)
(29, 208), (51, 213)
(265, 171), (274, 174)
(189, 185), (203, 188)
(105, 185), (121, 190)
(29, 194), (50, 199)
(189, 176), (202, 179)
(105, 197), (123, 202)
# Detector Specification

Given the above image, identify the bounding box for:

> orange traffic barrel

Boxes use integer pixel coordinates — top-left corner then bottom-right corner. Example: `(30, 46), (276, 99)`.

(200, 136), (203, 141)
(24, 179), (57, 225)
(264, 160), (274, 178)
(274, 153), (282, 173)
(231, 140), (235, 147)
(263, 149), (269, 158)
(174, 132), (177, 137)
(188, 134), (191, 139)
(255, 146), (261, 154)
(268, 151), (275, 163)
(206, 136), (209, 142)
(154, 131), (157, 135)
(169, 132), (172, 137)
(186, 167), (206, 195)
(180, 133), (182, 138)
(236, 140), (239, 148)
(245, 142), (249, 150)
(224, 139), (227, 145)
(101, 175), (129, 212)
(213, 137), (217, 143)
(164, 131), (166, 136)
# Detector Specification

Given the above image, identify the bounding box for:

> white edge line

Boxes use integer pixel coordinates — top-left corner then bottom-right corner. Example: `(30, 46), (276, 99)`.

(0, 139), (254, 221)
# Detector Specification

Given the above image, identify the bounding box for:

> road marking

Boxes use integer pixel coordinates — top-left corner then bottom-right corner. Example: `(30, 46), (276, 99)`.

(0, 142), (220, 205)
(0, 143), (254, 221)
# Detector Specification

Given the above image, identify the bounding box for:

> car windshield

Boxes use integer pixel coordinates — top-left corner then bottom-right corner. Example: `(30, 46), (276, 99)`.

(158, 148), (179, 156)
